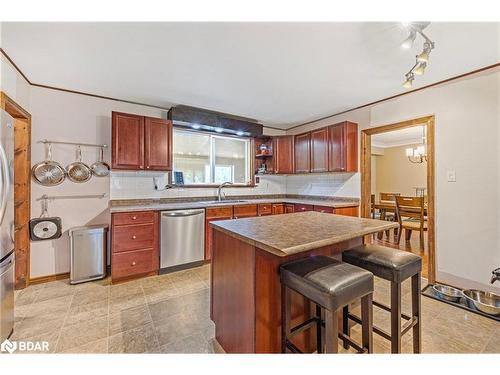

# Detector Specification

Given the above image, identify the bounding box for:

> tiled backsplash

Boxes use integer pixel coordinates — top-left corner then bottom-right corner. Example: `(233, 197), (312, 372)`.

(110, 172), (360, 200)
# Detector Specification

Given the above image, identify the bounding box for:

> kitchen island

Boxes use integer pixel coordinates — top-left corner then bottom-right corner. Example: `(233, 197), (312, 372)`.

(210, 211), (398, 353)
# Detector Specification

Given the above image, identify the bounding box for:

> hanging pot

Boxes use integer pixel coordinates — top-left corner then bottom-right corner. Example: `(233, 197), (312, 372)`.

(90, 147), (110, 177)
(32, 143), (66, 186)
(66, 146), (92, 183)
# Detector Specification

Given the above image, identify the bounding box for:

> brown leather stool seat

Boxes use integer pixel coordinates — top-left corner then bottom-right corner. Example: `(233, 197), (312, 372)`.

(342, 244), (421, 283)
(342, 244), (422, 354)
(280, 255), (374, 354)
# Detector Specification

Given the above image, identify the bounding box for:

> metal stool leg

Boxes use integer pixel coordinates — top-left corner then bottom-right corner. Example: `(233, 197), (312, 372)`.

(281, 284), (291, 353)
(390, 281), (402, 353)
(361, 293), (373, 354)
(325, 309), (339, 353)
(411, 273), (422, 353)
(342, 305), (350, 349)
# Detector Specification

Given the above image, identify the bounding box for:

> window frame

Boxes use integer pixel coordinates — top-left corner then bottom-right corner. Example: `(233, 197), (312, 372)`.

(172, 127), (255, 187)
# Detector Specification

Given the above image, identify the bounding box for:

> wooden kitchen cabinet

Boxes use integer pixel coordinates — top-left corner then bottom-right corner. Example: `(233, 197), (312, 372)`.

(145, 116), (173, 170)
(234, 204), (258, 219)
(273, 136), (294, 174)
(313, 205), (334, 214)
(285, 204), (295, 214)
(328, 121), (358, 172)
(258, 203), (272, 216)
(112, 111), (172, 171)
(294, 132), (311, 173)
(111, 211), (159, 282)
(334, 206), (359, 217)
(272, 203), (284, 215)
(310, 128), (329, 173)
(205, 207), (233, 261)
(112, 112), (144, 170)
(294, 204), (313, 212)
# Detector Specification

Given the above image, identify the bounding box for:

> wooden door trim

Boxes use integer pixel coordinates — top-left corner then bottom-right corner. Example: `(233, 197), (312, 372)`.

(1, 92), (31, 289)
(360, 115), (436, 283)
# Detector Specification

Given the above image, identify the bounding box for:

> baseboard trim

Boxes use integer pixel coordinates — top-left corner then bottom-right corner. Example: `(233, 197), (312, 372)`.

(29, 272), (70, 285)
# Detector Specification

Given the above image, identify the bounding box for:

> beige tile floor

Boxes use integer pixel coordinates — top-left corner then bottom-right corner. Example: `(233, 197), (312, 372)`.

(11, 264), (500, 354)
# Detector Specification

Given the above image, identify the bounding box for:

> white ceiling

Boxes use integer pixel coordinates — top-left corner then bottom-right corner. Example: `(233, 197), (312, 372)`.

(2, 22), (499, 129)
(371, 126), (425, 148)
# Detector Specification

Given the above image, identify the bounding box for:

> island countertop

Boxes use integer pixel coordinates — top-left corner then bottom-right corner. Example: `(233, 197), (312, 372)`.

(210, 211), (398, 257)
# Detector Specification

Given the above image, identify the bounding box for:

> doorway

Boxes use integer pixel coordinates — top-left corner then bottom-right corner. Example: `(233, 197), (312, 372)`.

(1, 92), (31, 289)
(360, 116), (435, 283)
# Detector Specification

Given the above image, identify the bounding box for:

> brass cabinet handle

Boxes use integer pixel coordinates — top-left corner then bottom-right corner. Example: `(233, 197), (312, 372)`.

(131, 235), (137, 239)
(132, 216), (137, 220)
(131, 261), (136, 266)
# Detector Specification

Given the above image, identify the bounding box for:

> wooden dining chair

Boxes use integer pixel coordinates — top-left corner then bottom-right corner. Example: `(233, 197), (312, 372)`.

(394, 196), (427, 251)
(378, 192), (400, 238)
(371, 194), (380, 219)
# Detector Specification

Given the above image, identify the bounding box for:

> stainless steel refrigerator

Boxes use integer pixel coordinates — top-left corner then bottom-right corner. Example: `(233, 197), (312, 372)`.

(0, 109), (14, 341)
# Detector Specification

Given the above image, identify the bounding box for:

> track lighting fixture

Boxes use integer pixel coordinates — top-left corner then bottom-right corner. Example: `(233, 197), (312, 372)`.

(400, 22), (435, 88)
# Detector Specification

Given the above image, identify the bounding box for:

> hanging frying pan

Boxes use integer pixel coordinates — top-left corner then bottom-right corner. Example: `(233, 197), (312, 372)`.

(90, 147), (110, 177)
(29, 196), (62, 241)
(66, 146), (92, 183)
(32, 143), (66, 186)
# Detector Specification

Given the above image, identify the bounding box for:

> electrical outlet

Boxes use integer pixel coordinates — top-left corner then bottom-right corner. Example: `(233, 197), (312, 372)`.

(447, 170), (456, 182)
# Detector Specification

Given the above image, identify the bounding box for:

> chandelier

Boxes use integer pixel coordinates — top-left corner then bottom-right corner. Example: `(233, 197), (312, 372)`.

(401, 22), (435, 89)
(406, 126), (427, 164)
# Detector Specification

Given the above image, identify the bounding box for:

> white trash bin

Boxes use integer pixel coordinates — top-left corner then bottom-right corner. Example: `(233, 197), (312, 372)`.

(69, 224), (108, 284)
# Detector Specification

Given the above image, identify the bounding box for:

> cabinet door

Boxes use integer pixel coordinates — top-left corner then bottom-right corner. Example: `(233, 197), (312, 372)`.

(313, 205), (334, 214)
(145, 117), (172, 171)
(310, 128), (329, 172)
(294, 133), (311, 173)
(328, 123), (345, 172)
(272, 204), (284, 215)
(205, 216), (232, 261)
(112, 112), (145, 170)
(273, 136), (294, 174)
(294, 204), (313, 212)
(334, 206), (359, 217)
(285, 204), (295, 214)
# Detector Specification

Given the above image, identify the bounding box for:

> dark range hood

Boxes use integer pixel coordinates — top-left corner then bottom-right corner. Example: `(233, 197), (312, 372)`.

(168, 105), (263, 137)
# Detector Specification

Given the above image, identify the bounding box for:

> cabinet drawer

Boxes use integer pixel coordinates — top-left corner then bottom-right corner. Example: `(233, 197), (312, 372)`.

(206, 206), (234, 219)
(233, 204), (257, 219)
(334, 206), (359, 217)
(313, 205), (334, 214)
(112, 249), (156, 279)
(294, 204), (313, 212)
(113, 211), (156, 226)
(258, 204), (272, 216)
(112, 223), (155, 253)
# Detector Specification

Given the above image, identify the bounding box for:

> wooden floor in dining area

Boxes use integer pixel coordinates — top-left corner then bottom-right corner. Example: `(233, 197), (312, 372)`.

(372, 229), (429, 279)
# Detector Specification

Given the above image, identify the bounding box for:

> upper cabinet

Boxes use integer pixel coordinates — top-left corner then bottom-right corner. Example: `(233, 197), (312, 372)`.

(294, 132), (311, 173)
(273, 135), (294, 174)
(328, 121), (358, 173)
(112, 111), (172, 171)
(310, 127), (329, 173)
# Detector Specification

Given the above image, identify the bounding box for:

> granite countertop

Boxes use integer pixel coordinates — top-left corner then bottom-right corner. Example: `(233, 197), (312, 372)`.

(210, 211), (398, 257)
(109, 197), (359, 213)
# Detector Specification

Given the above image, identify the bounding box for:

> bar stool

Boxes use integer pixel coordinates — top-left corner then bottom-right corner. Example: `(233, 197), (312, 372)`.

(342, 244), (422, 353)
(280, 255), (374, 354)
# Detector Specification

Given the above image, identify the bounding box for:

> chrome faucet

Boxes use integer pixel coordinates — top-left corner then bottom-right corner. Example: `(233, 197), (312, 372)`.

(491, 268), (500, 284)
(217, 181), (233, 201)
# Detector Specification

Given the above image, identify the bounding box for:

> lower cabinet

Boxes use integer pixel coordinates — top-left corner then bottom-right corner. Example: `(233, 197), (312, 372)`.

(272, 203), (284, 215)
(258, 203), (272, 216)
(313, 205), (334, 214)
(285, 204), (295, 213)
(294, 204), (314, 212)
(233, 204), (258, 219)
(334, 206), (359, 217)
(205, 206), (234, 261)
(111, 211), (159, 282)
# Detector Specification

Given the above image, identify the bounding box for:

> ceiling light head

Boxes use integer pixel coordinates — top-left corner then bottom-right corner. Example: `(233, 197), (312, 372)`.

(416, 49), (430, 63)
(413, 62), (427, 75)
(401, 30), (417, 49)
(402, 73), (415, 89)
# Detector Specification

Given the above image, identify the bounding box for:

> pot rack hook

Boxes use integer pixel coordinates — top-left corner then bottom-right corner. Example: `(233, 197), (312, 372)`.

(39, 194), (49, 218)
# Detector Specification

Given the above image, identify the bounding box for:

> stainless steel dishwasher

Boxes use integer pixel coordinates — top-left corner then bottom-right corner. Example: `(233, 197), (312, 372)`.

(160, 209), (205, 271)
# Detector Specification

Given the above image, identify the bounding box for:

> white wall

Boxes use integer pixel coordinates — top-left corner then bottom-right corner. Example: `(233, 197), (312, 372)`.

(29, 87), (167, 278)
(287, 69), (500, 292)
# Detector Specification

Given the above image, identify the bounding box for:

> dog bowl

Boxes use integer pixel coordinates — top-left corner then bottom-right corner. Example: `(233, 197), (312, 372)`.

(462, 289), (500, 316)
(432, 284), (463, 303)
